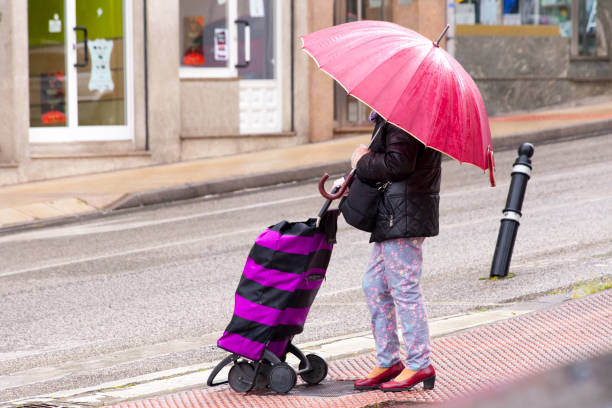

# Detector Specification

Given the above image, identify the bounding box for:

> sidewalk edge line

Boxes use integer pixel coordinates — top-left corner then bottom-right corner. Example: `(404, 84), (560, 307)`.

(3, 306), (538, 407)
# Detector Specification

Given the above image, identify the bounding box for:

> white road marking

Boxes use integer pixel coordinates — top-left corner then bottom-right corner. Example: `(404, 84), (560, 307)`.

(4, 159), (609, 244)
(0, 194), (322, 243)
(2, 194), (610, 278)
(0, 227), (263, 278)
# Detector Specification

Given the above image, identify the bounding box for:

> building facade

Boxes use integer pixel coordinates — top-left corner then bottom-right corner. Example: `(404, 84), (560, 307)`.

(452, 0), (612, 115)
(0, 0), (609, 185)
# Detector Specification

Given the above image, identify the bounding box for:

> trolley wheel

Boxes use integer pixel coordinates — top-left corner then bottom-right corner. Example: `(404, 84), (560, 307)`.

(255, 361), (272, 389)
(268, 362), (297, 394)
(228, 362), (255, 393)
(299, 354), (328, 385)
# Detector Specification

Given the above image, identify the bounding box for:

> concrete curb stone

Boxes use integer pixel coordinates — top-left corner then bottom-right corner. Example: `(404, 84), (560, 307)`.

(112, 119), (612, 211)
(0, 120), (610, 235)
(109, 160), (350, 211)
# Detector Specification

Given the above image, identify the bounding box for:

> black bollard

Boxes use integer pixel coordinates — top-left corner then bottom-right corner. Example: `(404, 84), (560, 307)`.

(490, 143), (535, 278)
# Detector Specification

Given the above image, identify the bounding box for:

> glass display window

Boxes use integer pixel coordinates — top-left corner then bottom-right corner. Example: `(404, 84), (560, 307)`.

(573, 0), (607, 57)
(456, 0), (572, 34)
(180, 0), (229, 70)
(333, 0), (392, 128)
(28, 0), (133, 142)
(179, 0), (278, 80)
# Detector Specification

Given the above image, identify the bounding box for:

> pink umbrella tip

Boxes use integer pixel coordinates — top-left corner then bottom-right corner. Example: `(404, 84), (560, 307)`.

(434, 25), (450, 47)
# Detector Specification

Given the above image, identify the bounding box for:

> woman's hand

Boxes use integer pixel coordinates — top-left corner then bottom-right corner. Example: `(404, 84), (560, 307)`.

(333, 176), (349, 196)
(351, 145), (370, 168)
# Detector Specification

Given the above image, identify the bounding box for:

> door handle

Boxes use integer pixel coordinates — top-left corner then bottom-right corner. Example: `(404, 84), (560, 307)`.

(73, 26), (89, 67)
(235, 19), (250, 68)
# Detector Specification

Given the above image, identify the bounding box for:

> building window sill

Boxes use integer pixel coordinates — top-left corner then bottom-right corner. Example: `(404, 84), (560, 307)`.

(570, 55), (610, 62)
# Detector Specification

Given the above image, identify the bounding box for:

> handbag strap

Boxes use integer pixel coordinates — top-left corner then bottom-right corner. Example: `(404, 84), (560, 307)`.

(358, 120), (389, 188)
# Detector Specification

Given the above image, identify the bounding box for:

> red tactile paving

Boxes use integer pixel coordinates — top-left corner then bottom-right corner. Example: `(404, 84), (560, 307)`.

(107, 291), (612, 408)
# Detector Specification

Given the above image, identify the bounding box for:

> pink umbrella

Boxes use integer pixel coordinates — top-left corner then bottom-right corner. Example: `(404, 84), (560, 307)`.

(302, 21), (496, 189)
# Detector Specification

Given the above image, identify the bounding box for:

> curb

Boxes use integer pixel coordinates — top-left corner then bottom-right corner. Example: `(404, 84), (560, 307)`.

(0, 211), (108, 236)
(0, 120), (610, 235)
(110, 119), (612, 211)
(492, 118), (612, 151)
(109, 160), (350, 211)
(2, 298), (554, 408)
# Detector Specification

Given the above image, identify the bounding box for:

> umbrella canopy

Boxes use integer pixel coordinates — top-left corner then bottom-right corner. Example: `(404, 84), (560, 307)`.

(302, 20), (496, 186)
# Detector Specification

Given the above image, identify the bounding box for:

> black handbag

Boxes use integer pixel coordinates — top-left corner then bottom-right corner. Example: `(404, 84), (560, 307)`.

(338, 176), (387, 232)
(337, 120), (389, 232)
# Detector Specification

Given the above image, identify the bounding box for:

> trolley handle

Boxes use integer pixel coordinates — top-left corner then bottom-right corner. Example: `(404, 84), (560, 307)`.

(317, 184), (341, 221)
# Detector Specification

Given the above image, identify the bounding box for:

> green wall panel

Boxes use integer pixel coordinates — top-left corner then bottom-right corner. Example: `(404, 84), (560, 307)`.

(28, 0), (123, 47)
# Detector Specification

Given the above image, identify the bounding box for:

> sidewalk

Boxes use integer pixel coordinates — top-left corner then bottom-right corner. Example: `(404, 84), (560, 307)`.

(1, 97), (612, 232)
(12, 289), (607, 408)
(100, 290), (612, 408)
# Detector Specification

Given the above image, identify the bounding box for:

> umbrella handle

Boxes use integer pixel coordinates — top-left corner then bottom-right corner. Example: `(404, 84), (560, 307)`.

(318, 170), (354, 200)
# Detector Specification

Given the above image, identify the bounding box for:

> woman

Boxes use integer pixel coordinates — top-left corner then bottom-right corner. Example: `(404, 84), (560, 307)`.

(350, 111), (441, 392)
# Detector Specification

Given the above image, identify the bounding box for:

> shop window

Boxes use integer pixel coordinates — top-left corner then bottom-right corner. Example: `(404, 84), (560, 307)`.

(572, 0), (607, 57)
(333, 0), (392, 128)
(179, 0), (230, 70)
(179, 0), (276, 78)
(455, 0), (607, 58)
(456, 0), (572, 35)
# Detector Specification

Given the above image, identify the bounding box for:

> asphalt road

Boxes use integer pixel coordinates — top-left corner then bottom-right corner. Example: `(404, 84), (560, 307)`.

(1, 134), (611, 401)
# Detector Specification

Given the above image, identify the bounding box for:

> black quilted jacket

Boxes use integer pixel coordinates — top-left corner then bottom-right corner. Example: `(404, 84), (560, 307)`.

(355, 117), (441, 243)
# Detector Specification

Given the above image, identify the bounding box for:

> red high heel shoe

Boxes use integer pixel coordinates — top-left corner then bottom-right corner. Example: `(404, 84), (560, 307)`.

(379, 364), (436, 392)
(354, 361), (405, 390)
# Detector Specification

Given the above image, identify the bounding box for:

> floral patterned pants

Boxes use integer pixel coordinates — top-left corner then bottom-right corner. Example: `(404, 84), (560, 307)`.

(362, 237), (431, 370)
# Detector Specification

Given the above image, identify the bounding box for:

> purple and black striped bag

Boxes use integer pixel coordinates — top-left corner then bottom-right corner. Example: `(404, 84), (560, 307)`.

(217, 211), (339, 361)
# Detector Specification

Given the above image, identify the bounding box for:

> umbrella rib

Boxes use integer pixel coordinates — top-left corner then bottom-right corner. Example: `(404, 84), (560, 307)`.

(383, 46), (437, 141)
(318, 35), (407, 77)
(380, 54), (479, 167)
(344, 43), (430, 95)
(320, 39), (412, 84)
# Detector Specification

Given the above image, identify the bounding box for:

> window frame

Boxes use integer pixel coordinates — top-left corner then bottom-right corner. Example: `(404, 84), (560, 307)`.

(570, 0), (609, 60)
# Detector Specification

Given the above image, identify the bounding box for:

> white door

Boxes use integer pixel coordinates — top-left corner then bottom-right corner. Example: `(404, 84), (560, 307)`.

(236, 0), (282, 134)
(28, 0), (134, 142)
(178, 0), (282, 135)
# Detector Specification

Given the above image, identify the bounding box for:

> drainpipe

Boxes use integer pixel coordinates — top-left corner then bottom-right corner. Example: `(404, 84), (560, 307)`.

(143, 0), (150, 151)
(290, 0), (295, 132)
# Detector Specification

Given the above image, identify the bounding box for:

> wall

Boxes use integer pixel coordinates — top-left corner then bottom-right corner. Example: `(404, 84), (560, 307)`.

(0, 0), (28, 184)
(146, 0), (181, 162)
(455, 35), (571, 114)
(454, 2), (612, 116)
(394, 0), (447, 47)
(307, 0), (334, 142)
(292, 0), (310, 145)
(180, 79), (240, 137)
